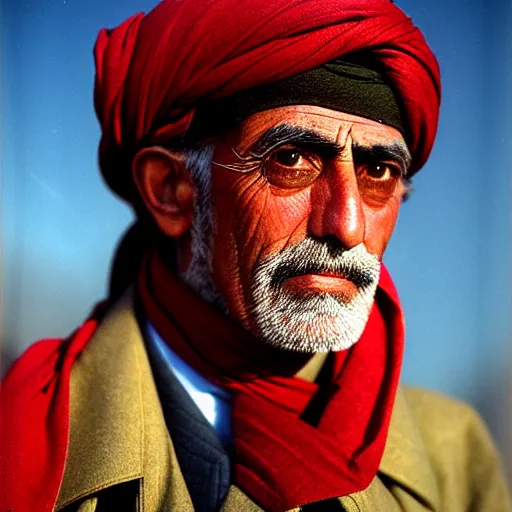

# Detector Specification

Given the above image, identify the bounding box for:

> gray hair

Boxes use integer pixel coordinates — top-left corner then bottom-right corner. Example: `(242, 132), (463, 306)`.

(179, 145), (226, 309)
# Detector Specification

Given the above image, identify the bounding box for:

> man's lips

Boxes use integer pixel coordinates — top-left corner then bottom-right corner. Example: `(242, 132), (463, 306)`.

(282, 273), (359, 296)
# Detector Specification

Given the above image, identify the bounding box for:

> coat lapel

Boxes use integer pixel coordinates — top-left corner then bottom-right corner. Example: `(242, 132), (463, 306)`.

(55, 290), (193, 511)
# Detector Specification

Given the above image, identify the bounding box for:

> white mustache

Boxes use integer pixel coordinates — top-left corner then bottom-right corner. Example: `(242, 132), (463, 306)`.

(254, 239), (380, 291)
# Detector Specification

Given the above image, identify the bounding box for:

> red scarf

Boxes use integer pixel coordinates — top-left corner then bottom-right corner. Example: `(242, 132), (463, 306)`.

(0, 308), (103, 512)
(138, 250), (404, 511)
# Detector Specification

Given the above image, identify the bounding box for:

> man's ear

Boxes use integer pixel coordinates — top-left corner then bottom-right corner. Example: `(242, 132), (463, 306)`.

(132, 147), (195, 238)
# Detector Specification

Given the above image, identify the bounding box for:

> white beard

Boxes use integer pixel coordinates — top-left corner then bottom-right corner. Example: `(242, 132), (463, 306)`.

(251, 239), (380, 353)
(180, 147), (380, 353)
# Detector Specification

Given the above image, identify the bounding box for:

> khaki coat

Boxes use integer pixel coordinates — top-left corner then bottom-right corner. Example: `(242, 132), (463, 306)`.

(55, 292), (512, 512)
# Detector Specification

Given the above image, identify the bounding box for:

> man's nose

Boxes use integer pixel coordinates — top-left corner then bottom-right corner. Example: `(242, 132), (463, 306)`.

(308, 159), (365, 249)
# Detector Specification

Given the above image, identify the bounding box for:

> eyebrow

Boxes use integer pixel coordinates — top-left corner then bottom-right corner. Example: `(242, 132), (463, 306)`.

(352, 142), (412, 176)
(249, 124), (342, 159)
(248, 123), (412, 176)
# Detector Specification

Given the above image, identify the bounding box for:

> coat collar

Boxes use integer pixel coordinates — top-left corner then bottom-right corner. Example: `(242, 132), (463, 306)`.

(56, 290), (440, 511)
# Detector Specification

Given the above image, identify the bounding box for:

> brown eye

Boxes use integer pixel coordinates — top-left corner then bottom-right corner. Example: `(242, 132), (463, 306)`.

(275, 149), (301, 166)
(366, 163), (393, 180)
(356, 162), (400, 205)
(262, 146), (322, 189)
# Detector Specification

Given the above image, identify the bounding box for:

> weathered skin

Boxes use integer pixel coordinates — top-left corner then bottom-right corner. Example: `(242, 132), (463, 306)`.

(133, 105), (408, 336)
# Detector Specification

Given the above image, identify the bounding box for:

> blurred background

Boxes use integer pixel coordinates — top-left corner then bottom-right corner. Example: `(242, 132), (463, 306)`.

(1, 0), (511, 480)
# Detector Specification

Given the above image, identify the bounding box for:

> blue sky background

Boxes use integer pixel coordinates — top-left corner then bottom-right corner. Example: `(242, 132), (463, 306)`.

(2, 0), (511, 474)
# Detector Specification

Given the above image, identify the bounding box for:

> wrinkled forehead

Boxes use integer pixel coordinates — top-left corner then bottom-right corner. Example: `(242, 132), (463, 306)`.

(231, 105), (407, 153)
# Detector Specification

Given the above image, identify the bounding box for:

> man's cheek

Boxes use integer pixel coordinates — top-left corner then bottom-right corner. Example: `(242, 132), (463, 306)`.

(243, 192), (313, 268)
(264, 191), (313, 237)
(230, 183), (298, 235)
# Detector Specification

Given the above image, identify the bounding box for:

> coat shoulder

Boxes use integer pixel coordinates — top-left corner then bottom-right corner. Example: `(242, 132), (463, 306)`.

(403, 385), (486, 437)
(402, 386), (512, 511)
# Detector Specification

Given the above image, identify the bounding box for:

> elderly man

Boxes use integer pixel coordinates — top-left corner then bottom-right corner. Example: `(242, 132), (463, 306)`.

(1, 0), (510, 511)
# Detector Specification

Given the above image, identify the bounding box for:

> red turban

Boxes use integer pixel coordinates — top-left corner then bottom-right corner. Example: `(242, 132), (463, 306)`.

(94, 0), (441, 202)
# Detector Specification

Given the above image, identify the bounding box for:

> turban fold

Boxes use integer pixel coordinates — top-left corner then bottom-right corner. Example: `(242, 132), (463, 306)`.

(94, 0), (441, 202)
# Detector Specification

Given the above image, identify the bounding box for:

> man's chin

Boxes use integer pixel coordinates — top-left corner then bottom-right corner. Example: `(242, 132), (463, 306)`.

(255, 301), (373, 353)
(260, 329), (362, 353)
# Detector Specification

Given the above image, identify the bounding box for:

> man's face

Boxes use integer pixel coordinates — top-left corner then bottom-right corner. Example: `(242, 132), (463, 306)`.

(186, 105), (409, 352)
